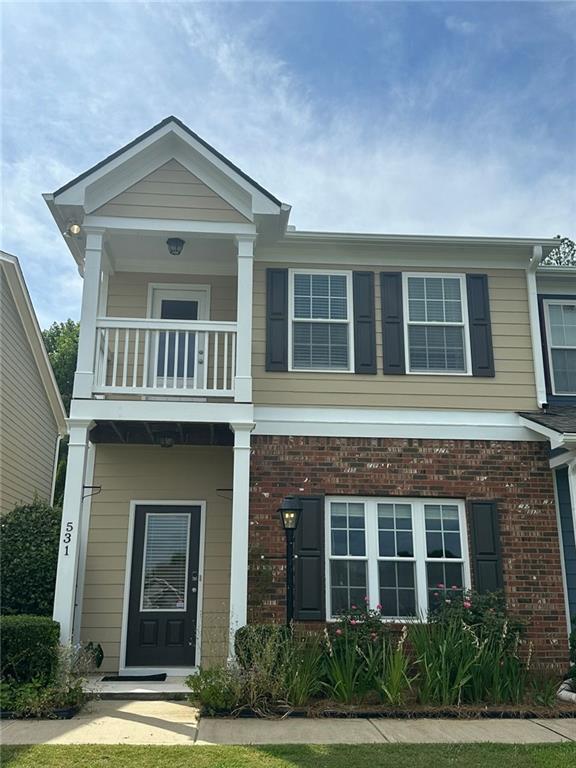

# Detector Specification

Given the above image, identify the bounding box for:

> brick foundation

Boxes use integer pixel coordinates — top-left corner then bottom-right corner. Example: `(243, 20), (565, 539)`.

(248, 435), (568, 667)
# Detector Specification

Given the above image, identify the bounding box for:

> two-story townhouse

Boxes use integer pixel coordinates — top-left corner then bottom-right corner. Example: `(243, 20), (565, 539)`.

(518, 259), (576, 638)
(46, 117), (569, 676)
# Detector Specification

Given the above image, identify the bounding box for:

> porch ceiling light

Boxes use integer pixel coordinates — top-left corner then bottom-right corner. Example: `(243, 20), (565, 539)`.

(158, 434), (175, 449)
(278, 496), (302, 531)
(166, 237), (185, 256)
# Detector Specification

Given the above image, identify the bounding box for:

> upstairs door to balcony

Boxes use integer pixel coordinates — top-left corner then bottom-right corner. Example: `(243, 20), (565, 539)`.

(150, 286), (209, 390)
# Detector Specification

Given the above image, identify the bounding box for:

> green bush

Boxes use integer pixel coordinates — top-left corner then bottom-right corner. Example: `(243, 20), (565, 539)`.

(186, 667), (243, 715)
(1, 499), (61, 615)
(0, 615), (60, 684)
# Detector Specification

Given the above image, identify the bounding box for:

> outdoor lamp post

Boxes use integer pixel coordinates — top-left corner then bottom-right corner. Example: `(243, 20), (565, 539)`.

(278, 496), (303, 627)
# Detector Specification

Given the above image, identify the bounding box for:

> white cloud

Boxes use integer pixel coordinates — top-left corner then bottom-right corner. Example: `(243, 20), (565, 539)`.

(445, 15), (476, 36)
(1, 2), (574, 325)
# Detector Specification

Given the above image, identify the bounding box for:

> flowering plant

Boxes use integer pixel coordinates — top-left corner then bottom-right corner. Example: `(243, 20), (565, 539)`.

(328, 597), (391, 648)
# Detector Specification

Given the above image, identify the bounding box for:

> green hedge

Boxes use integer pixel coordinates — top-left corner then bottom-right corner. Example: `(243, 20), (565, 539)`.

(0, 615), (60, 684)
(0, 499), (61, 615)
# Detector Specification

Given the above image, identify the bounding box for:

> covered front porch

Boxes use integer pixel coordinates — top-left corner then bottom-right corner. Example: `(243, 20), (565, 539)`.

(52, 412), (253, 674)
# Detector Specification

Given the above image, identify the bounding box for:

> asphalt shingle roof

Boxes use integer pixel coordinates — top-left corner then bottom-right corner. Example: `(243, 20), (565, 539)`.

(518, 406), (576, 435)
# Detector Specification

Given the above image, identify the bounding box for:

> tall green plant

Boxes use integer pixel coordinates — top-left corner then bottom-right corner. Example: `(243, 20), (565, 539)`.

(286, 635), (324, 707)
(323, 632), (366, 704)
(373, 628), (414, 706)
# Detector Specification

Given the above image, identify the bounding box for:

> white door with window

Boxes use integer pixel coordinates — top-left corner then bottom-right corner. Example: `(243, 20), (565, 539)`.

(148, 286), (210, 389)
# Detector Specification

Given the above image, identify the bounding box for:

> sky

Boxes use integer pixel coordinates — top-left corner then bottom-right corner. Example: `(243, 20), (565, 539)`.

(1, 0), (575, 326)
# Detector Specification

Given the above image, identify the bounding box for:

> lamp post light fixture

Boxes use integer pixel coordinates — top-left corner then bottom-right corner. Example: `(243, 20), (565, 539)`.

(278, 495), (303, 627)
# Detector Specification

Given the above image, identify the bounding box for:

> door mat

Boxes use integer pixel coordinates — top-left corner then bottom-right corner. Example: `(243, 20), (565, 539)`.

(100, 674), (167, 682)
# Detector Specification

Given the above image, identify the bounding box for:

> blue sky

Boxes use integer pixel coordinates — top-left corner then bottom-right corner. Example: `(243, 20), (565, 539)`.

(1, 0), (575, 326)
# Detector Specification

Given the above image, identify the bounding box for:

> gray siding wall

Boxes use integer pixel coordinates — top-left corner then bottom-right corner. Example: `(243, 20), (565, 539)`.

(556, 467), (576, 622)
(0, 268), (58, 514)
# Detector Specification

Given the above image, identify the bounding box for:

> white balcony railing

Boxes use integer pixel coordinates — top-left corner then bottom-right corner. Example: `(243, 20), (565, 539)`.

(93, 318), (237, 397)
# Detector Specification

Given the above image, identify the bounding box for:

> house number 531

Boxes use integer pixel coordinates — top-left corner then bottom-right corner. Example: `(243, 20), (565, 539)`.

(63, 522), (74, 555)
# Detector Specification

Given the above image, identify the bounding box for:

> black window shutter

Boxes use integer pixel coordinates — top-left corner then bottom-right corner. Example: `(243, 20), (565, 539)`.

(466, 274), (495, 377)
(294, 496), (325, 621)
(265, 268), (289, 372)
(352, 272), (377, 374)
(468, 500), (503, 593)
(380, 272), (405, 374)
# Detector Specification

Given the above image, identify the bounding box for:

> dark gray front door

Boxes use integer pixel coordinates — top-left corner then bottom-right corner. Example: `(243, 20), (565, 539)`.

(126, 505), (201, 668)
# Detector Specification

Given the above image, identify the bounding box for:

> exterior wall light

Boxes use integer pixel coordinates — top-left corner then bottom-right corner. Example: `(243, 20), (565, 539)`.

(278, 496), (303, 626)
(65, 223), (82, 236)
(166, 237), (185, 256)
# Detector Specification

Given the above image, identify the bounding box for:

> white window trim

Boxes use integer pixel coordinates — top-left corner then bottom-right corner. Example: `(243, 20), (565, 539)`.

(324, 496), (471, 622)
(543, 299), (576, 396)
(402, 272), (472, 376)
(288, 268), (355, 373)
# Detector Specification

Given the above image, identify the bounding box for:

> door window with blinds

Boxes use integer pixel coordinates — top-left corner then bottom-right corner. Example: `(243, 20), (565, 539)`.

(544, 300), (576, 395)
(140, 513), (191, 611)
(326, 497), (470, 620)
(289, 270), (354, 372)
(403, 273), (471, 374)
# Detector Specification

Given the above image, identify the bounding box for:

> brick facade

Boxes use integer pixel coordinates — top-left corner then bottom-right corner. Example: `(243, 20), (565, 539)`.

(248, 435), (568, 667)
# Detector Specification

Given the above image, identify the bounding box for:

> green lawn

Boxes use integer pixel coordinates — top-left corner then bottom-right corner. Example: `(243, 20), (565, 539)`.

(2, 744), (576, 768)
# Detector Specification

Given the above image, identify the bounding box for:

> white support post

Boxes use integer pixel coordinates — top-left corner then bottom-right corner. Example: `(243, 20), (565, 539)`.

(228, 422), (254, 656)
(52, 422), (92, 644)
(234, 236), (255, 403)
(74, 229), (104, 399)
(72, 442), (96, 645)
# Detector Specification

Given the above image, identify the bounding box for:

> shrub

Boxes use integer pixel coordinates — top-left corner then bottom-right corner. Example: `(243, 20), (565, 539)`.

(329, 598), (392, 648)
(234, 624), (291, 670)
(285, 634), (325, 706)
(0, 499), (61, 616)
(186, 666), (243, 715)
(0, 615), (60, 684)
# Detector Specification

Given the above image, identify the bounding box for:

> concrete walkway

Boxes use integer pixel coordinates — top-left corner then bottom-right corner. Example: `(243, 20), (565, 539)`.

(1, 700), (575, 745)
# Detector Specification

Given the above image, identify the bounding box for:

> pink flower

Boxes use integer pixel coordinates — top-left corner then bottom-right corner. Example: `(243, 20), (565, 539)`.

(437, 583), (445, 589)
(364, 595), (369, 602)
(451, 585), (459, 590)
(433, 592), (439, 598)
(335, 628), (342, 636)
(376, 604), (382, 611)
(463, 601), (472, 609)
(351, 604), (357, 610)
(350, 619), (357, 625)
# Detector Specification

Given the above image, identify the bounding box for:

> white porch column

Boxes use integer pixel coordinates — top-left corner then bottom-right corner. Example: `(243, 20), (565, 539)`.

(73, 229), (104, 399)
(52, 421), (92, 644)
(228, 422), (254, 655)
(234, 236), (255, 403)
(569, 460), (576, 541)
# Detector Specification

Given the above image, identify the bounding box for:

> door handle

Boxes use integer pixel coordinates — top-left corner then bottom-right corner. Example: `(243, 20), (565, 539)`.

(191, 571), (198, 582)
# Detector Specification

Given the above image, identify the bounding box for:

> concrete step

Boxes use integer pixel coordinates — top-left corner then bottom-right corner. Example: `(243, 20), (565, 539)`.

(85, 676), (189, 701)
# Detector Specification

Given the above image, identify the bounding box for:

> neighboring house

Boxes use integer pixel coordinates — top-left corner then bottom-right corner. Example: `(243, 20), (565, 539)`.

(45, 116), (570, 675)
(0, 252), (67, 515)
(519, 260), (576, 630)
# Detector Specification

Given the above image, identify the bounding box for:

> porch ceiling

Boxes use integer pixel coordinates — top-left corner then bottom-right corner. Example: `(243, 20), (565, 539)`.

(89, 420), (234, 447)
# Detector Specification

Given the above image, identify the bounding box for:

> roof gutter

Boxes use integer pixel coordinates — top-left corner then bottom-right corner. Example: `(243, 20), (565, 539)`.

(527, 245), (547, 408)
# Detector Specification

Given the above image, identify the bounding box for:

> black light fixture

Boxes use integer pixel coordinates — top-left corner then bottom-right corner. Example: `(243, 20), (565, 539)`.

(166, 237), (185, 256)
(278, 496), (303, 626)
(158, 433), (175, 449)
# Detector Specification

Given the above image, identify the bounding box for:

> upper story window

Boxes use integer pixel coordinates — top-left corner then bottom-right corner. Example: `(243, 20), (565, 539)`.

(289, 270), (354, 372)
(544, 300), (576, 395)
(326, 497), (469, 620)
(403, 274), (471, 375)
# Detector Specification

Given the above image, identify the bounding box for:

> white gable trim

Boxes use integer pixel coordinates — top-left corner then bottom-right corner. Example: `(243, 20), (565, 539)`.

(54, 120), (280, 217)
(0, 252), (67, 434)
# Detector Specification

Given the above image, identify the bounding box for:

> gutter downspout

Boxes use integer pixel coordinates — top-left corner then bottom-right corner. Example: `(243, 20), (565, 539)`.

(527, 245), (548, 408)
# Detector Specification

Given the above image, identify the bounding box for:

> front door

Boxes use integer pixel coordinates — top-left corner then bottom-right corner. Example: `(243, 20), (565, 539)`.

(126, 505), (201, 668)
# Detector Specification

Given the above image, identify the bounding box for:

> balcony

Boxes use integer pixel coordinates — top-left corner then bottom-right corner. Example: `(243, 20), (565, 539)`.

(94, 318), (237, 398)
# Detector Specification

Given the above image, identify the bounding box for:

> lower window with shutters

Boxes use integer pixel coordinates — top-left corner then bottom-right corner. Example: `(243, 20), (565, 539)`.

(325, 497), (471, 620)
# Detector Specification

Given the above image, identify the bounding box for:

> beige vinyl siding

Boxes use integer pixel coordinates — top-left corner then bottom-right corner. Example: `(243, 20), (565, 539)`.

(0, 269), (58, 514)
(94, 160), (249, 223)
(81, 445), (233, 672)
(106, 272), (237, 321)
(252, 261), (538, 411)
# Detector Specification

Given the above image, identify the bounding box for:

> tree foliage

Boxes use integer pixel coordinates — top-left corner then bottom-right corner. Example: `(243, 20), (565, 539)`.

(42, 319), (79, 415)
(0, 499), (62, 616)
(541, 236), (576, 267)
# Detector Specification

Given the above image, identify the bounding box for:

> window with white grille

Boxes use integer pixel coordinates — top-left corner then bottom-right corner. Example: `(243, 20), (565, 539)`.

(290, 271), (353, 371)
(544, 300), (576, 395)
(404, 274), (471, 374)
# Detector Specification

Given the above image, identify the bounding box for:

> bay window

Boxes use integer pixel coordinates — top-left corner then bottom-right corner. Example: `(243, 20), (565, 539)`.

(326, 497), (470, 619)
